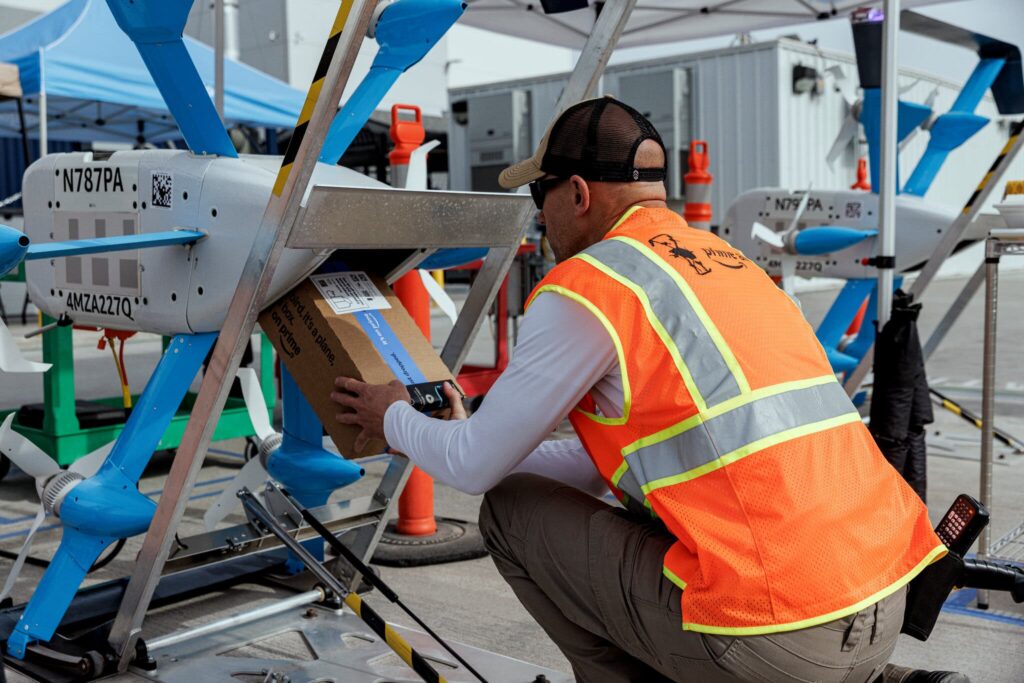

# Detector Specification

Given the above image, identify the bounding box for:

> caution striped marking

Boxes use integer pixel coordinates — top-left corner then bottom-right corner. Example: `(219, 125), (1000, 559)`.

(344, 591), (447, 683)
(962, 119), (1023, 214)
(272, 1), (355, 197)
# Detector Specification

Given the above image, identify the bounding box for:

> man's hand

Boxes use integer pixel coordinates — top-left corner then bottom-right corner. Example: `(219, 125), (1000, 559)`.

(331, 377), (411, 453)
(444, 381), (467, 420)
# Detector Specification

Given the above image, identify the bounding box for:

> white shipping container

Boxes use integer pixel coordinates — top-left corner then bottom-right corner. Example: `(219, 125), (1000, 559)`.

(449, 38), (1024, 220)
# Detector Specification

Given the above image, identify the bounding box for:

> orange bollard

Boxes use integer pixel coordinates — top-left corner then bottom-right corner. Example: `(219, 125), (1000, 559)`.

(851, 157), (871, 191)
(389, 104), (425, 189)
(684, 141), (713, 230)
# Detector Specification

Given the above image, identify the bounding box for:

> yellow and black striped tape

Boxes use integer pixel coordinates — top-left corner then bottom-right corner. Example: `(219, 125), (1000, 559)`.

(344, 592), (447, 683)
(962, 119), (1024, 214)
(272, 0), (357, 197)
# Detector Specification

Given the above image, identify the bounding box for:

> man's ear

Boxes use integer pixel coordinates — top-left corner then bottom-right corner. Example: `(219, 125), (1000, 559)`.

(570, 175), (590, 217)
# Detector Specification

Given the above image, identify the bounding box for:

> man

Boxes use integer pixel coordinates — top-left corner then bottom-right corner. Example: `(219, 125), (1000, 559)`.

(331, 97), (954, 683)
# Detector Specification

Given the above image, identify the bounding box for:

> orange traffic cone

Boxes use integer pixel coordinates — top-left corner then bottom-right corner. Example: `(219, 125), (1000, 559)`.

(851, 157), (871, 191)
(684, 141), (713, 230)
(374, 106), (487, 567)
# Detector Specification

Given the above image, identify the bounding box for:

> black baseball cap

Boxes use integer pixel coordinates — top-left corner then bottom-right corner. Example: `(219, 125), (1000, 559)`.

(499, 95), (667, 189)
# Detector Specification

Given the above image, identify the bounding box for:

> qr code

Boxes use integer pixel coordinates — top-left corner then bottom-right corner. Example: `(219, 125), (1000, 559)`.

(151, 172), (173, 209)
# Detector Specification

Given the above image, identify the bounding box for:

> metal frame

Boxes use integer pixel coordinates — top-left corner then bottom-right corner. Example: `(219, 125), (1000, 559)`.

(108, 1), (383, 667)
(977, 229), (1024, 607)
(58, 0), (641, 676)
(844, 119), (1024, 395)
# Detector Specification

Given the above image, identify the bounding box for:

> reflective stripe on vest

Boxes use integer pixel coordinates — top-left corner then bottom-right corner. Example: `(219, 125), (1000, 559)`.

(574, 236), (861, 495)
(619, 380), (860, 493)
(577, 237), (748, 411)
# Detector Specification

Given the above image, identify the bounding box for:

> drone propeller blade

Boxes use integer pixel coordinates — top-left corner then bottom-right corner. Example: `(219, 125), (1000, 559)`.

(0, 319), (50, 374)
(0, 414), (59, 481)
(0, 507), (48, 603)
(68, 442), (116, 479)
(787, 186), (813, 234)
(203, 457), (268, 531)
(237, 368), (276, 442)
(403, 140), (441, 191)
(419, 269), (457, 325)
(780, 258), (798, 299)
(826, 112), (860, 166)
(751, 222), (785, 249)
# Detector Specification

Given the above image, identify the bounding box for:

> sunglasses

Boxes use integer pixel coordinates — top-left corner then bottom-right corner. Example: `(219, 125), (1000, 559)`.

(529, 176), (568, 210)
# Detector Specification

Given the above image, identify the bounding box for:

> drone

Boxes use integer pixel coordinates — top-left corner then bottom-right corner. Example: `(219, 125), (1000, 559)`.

(0, 0), (482, 661)
(719, 8), (1024, 374)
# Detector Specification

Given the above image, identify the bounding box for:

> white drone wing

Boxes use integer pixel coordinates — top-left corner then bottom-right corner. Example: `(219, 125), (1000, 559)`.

(203, 368), (278, 530)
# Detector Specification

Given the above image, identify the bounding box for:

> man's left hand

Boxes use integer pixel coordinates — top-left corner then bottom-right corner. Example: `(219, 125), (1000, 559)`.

(331, 377), (411, 452)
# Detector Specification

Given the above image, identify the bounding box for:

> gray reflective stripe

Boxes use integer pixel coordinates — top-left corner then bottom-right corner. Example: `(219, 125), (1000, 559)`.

(625, 381), (857, 489)
(615, 466), (646, 502)
(584, 239), (742, 407)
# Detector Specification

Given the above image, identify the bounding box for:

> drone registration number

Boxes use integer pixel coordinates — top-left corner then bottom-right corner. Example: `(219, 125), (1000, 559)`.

(55, 163), (138, 212)
(65, 291), (134, 321)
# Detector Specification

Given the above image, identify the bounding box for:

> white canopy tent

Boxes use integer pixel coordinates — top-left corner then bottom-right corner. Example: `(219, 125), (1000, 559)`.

(461, 0), (944, 48)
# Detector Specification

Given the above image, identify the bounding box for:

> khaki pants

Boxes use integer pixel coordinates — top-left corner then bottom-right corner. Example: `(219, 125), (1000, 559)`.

(480, 474), (905, 683)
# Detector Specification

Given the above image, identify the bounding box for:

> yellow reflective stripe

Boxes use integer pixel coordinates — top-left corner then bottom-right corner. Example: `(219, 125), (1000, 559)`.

(610, 460), (629, 488)
(532, 284), (632, 425)
(681, 544), (948, 635)
(575, 253), (707, 411)
(663, 566), (688, 590)
(609, 205), (644, 232)
(640, 411), (862, 493)
(610, 236), (751, 395)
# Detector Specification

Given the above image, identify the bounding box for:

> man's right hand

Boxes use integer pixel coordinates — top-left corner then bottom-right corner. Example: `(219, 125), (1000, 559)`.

(444, 382), (467, 420)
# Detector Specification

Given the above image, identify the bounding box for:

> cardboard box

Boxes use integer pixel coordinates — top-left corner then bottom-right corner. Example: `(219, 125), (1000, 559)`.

(259, 270), (455, 457)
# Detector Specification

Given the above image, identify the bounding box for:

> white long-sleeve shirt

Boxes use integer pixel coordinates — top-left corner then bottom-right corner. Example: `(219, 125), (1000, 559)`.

(383, 292), (622, 497)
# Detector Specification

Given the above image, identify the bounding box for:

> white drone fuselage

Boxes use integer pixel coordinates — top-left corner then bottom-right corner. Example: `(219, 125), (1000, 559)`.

(21, 150), (385, 335)
(721, 188), (960, 279)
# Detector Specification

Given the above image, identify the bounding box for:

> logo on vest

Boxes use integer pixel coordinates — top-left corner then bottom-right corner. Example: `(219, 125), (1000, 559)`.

(649, 234), (712, 275)
(702, 246), (749, 270)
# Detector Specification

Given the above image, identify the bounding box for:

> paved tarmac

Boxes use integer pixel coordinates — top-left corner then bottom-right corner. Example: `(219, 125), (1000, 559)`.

(0, 270), (1022, 682)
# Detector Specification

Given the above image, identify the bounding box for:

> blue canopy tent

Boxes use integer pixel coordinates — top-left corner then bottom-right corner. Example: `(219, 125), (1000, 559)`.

(0, 0), (303, 146)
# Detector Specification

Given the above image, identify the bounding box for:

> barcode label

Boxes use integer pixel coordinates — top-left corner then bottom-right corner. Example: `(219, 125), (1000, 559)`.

(311, 271), (392, 315)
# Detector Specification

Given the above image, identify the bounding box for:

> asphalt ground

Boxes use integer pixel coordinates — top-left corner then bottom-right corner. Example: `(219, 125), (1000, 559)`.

(0, 270), (1022, 682)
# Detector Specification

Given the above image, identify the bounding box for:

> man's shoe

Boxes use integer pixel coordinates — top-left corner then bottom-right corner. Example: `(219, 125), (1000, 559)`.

(881, 664), (970, 683)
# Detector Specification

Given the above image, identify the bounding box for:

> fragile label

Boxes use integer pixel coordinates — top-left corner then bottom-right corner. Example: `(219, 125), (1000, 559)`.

(310, 271), (392, 315)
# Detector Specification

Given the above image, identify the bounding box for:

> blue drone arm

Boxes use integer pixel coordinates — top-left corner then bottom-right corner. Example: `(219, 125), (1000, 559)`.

(105, 0), (237, 157)
(319, 0), (465, 166)
(902, 58), (1005, 197)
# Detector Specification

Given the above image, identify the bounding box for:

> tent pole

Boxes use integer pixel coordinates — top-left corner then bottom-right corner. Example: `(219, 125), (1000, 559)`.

(16, 98), (31, 166)
(38, 48), (47, 156)
(215, 0), (225, 120)
(876, 0), (900, 330)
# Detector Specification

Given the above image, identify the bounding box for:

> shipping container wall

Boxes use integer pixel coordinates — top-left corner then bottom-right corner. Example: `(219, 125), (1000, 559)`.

(448, 38), (1024, 219)
(775, 43), (860, 193)
(688, 43), (781, 222)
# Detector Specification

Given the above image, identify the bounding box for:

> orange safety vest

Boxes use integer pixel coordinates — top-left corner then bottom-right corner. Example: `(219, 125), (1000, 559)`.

(527, 206), (945, 636)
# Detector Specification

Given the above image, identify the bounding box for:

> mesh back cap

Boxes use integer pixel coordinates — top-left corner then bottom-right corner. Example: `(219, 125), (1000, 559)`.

(499, 96), (667, 189)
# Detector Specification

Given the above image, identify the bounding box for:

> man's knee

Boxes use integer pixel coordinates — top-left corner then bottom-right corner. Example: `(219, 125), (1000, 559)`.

(480, 473), (564, 551)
